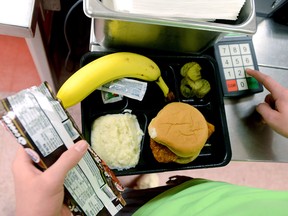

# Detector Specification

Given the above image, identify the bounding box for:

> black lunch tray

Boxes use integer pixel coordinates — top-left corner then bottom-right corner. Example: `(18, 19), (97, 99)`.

(81, 51), (231, 176)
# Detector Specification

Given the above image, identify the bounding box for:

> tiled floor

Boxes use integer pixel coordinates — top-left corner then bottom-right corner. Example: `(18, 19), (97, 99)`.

(1, 35), (288, 215)
(0, 35), (41, 92)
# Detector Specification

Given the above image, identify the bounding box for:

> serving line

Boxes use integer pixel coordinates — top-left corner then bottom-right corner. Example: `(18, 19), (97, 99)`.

(88, 17), (288, 163)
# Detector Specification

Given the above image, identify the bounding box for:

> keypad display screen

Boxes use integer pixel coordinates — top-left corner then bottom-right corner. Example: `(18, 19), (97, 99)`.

(214, 36), (263, 97)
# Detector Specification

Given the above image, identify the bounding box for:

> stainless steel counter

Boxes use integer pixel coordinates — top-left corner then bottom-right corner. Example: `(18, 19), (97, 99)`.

(228, 18), (288, 161)
(225, 67), (288, 162)
(253, 17), (288, 69)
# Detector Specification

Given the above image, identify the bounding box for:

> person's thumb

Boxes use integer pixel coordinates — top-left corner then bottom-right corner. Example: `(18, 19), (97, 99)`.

(45, 140), (88, 182)
(256, 102), (282, 130)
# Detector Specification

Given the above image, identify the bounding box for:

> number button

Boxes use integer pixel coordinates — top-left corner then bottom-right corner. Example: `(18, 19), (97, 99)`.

(239, 43), (251, 54)
(232, 56), (243, 67)
(219, 45), (231, 56)
(234, 67), (245, 78)
(221, 56), (233, 68)
(245, 66), (255, 77)
(237, 79), (248, 90)
(224, 68), (235, 79)
(229, 44), (240, 55)
(242, 55), (254, 66)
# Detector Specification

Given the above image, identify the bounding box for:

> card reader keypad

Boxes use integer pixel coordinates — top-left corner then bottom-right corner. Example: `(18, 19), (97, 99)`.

(218, 43), (259, 93)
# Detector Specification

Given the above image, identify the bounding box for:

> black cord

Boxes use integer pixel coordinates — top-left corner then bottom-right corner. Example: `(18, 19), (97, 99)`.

(63, 0), (83, 71)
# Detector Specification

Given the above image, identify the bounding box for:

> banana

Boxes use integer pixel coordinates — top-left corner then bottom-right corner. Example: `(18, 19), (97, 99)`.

(57, 52), (171, 108)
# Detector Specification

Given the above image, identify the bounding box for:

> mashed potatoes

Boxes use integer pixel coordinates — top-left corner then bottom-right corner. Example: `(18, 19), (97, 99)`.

(91, 113), (144, 170)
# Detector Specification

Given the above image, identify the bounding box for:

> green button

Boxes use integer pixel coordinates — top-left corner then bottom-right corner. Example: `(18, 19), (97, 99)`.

(247, 77), (259, 89)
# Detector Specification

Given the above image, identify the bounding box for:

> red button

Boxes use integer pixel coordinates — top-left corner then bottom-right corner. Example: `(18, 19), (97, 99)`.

(226, 80), (238, 92)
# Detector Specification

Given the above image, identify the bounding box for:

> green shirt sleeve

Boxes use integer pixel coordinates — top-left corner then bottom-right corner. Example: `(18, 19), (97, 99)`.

(133, 179), (288, 216)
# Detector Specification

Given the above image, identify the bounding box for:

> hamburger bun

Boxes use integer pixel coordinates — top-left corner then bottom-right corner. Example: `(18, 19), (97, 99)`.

(148, 102), (214, 164)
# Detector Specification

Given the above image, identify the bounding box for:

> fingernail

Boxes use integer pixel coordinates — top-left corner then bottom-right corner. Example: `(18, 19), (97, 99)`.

(75, 141), (88, 152)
